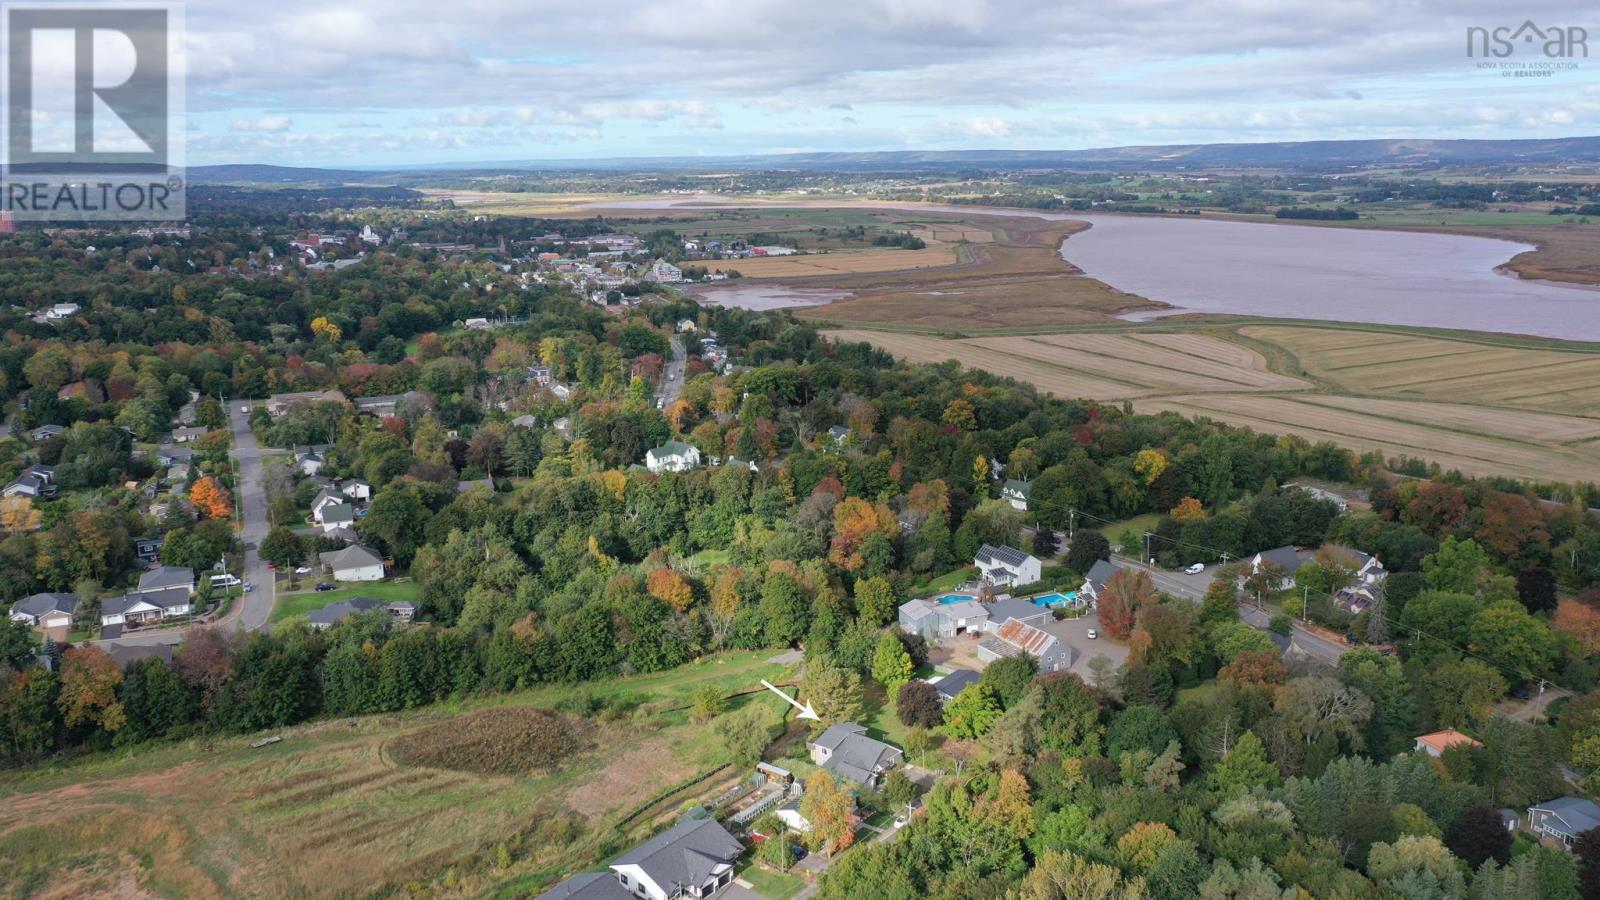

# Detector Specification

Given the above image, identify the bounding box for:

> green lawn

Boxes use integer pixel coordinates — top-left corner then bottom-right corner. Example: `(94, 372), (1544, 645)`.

(1096, 513), (1162, 554)
(269, 580), (420, 623)
(861, 681), (912, 750)
(911, 566), (976, 596)
(737, 861), (806, 900)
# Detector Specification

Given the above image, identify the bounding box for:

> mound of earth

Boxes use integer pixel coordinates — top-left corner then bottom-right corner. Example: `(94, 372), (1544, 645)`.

(390, 708), (595, 776)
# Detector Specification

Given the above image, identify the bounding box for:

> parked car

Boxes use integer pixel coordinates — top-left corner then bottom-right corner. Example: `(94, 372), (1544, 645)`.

(239, 405), (248, 414)
(1086, 628), (1099, 640)
(315, 582), (337, 592)
(294, 566), (311, 575)
(1185, 563), (1205, 575)
(242, 581), (254, 593)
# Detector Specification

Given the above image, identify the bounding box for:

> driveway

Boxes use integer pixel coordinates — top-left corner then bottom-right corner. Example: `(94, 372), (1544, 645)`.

(1038, 614), (1128, 683)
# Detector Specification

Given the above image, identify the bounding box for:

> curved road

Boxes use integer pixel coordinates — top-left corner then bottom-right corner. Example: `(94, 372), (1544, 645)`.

(96, 402), (276, 649)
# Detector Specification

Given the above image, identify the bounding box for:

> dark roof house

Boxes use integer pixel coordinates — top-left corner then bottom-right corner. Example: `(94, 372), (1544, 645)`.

(609, 817), (743, 899)
(808, 722), (904, 787)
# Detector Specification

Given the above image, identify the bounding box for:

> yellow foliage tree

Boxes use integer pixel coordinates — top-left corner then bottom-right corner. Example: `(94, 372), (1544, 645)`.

(1133, 448), (1168, 485)
(310, 316), (342, 342)
(0, 495), (41, 532)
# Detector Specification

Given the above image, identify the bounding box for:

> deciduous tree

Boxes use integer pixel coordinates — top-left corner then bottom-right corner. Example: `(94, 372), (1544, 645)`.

(1097, 569), (1157, 640)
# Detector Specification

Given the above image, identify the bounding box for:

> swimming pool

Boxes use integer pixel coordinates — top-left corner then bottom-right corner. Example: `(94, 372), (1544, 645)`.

(1033, 592), (1078, 608)
(936, 594), (976, 605)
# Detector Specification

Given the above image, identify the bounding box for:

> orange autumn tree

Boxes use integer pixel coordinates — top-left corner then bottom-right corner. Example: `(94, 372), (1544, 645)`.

(1554, 596), (1600, 655)
(190, 476), (233, 519)
(1096, 569), (1158, 640)
(1169, 497), (1207, 523)
(647, 568), (695, 612)
(828, 497), (899, 572)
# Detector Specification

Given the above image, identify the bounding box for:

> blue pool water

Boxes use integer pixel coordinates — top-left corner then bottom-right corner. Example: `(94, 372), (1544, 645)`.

(936, 594), (975, 605)
(1033, 592), (1077, 607)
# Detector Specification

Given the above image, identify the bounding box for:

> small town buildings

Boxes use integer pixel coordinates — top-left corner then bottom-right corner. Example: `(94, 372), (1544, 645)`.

(645, 440), (701, 474)
(808, 723), (903, 788)
(1001, 479), (1031, 512)
(1527, 797), (1600, 849)
(319, 544), (385, 581)
(974, 544), (1042, 588)
(899, 596), (989, 639)
(9, 592), (78, 639)
(645, 259), (683, 283)
(609, 817), (743, 900)
(932, 669), (982, 703)
(982, 597), (1055, 631)
(1414, 730), (1482, 758)
(266, 390), (348, 417)
(306, 596), (414, 629)
(978, 618), (1073, 673)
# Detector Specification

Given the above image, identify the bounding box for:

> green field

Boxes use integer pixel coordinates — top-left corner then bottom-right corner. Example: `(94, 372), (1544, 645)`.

(269, 580), (420, 623)
(0, 649), (799, 899)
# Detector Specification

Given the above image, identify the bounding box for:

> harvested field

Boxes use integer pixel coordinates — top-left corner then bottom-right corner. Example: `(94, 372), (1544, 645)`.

(828, 330), (1304, 399)
(390, 707), (595, 776)
(1241, 325), (1600, 417)
(724, 246), (959, 279)
(0, 650), (796, 899)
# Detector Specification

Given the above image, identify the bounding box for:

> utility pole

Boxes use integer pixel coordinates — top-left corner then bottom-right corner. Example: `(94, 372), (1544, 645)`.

(1068, 508), (1076, 543)
(1144, 531), (1153, 566)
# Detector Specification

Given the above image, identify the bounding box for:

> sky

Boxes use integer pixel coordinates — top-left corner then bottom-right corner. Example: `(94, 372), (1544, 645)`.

(170, 0), (1600, 166)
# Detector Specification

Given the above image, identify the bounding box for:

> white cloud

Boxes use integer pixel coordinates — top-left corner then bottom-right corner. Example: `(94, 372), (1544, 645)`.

(229, 116), (292, 133)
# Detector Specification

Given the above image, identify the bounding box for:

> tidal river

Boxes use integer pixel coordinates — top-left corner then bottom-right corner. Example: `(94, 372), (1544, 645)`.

(587, 199), (1600, 340)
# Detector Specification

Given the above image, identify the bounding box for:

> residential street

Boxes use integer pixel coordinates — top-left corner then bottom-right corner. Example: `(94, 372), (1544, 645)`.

(94, 402), (276, 649)
(659, 335), (687, 408)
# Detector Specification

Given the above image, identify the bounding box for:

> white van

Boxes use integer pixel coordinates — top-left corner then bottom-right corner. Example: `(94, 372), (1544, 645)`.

(210, 573), (241, 588)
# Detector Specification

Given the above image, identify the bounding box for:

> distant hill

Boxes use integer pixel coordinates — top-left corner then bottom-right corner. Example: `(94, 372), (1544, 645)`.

(194, 137), (1600, 181)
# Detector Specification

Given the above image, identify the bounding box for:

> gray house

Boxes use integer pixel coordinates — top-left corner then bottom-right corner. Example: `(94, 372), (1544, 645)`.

(307, 596), (416, 630)
(536, 872), (630, 900)
(982, 597), (1053, 631)
(932, 669), (982, 703)
(1078, 559), (1120, 607)
(898, 597), (989, 640)
(977, 618), (1074, 673)
(808, 723), (903, 788)
(1248, 546), (1311, 590)
(1527, 797), (1600, 848)
(609, 817), (743, 900)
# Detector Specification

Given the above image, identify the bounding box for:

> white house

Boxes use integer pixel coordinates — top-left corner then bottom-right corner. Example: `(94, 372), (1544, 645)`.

(100, 575), (193, 627)
(319, 544), (386, 582)
(1247, 546), (1310, 591)
(9, 592), (78, 638)
(310, 491), (346, 523)
(44, 303), (80, 320)
(646, 259), (683, 283)
(1000, 479), (1031, 512)
(318, 502), (356, 533)
(645, 440), (701, 474)
(974, 544), (1042, 588)
(676, 318), (698, 333)
(340, 479), (372, 501)
(297, 449), (326, 477)
(608, 818), (742, 900)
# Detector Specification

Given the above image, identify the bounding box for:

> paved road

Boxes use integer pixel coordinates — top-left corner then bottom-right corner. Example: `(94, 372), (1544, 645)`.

(95, 403), (276, 649)
(1239, 604), (1347, 666)
(658, 335), (687, 408)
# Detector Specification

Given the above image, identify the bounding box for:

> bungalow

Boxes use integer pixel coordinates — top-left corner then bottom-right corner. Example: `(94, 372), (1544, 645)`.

(9, 592), (78, 639)
(932, 669), (982, 704)
(297, 448), (326, 477)
(645, 441), (701, 474)
(1247, 546), (1311, 591)
(140, 566), (195, 595)
(321, 525), (362, 544)
(1527, 797), (1600, 849)
(341, 479), (372, 501)
(320, 503), (357, 532)
(808, 723), (903, 788)
(898, 596), (989, 640)
(536, 873), (630, 900)
(1414, 730), (1482, 758)
(1078, 559), (1120, 607)
(974, 544), (1042, 589)
(306, 596), (414, 629)
(266, 390), (348, 417)
(1001, 479), (1032, 512)
(168, 426), (208, 444)
(978, 618), (1074, 673)
(29, 424), (63, 442)
(155, 445), (193, 467)
(100, 586), (192, 628)
(318, 543), (385, 581)
(609, 817), (743, 900)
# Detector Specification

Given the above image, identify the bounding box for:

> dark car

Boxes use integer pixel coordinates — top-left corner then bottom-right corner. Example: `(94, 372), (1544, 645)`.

(315, 582), (337, 592)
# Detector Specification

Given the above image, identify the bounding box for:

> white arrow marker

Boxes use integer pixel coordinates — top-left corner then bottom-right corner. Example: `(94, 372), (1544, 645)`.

(760, 679), (819, 721)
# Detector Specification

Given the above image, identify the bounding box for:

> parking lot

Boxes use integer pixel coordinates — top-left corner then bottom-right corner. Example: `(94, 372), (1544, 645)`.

(1037, 613), (1128, 682)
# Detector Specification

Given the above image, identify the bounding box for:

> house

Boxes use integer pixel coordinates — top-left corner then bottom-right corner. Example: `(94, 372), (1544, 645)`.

(43, 302), (80, 320)
(974, 544), (1042, 588)
(808, 723), (903, 788)
(645, 259), (683, 283)
(134, 536), (165, 564)
(1527, 797), (1600, 848)
(168, 426), (208, 444)
(29, 424), (63, 442)
(1078, 559), (1120, 607)
(297, 448), (326, 477)
(773, 798), (813, 834)
(3, 467), (57, 500)
(321, 525), (363, 544)
(609, 817), (743, 900)
(826, 425), (849, 446)
(457, 476), (496, 494)
(898, 596), (989, 640)
(103, 640), (175, 670)
(310, 490), (346, 522)
(341, 479), (372, 501)
(676, 318), (697, 333)
(1285, 482), (1351, 512)
(318, 544), (386, 581)
(100, 586), (193, 628)
(266, 390), (348, 417)
(932, 669), (982, 704)
(1413, 730), (1482, 758)
(464, 317), (491, 330)
(320, 503), (357, 532)
(978, 618), (1074, 673)
(352, 394), (403, 417)
(140, 566), (195, 595)
(536, 873), (631, 900)
(155, 445), (193, 467)
(306, 596), (414, 629)
(645, 441), (701, 474)
(1248, 546), (1311, 591)
(983, 597), (1054, 630)
(1001, 479), (1032, 512)
(10, 592), (78, 639)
